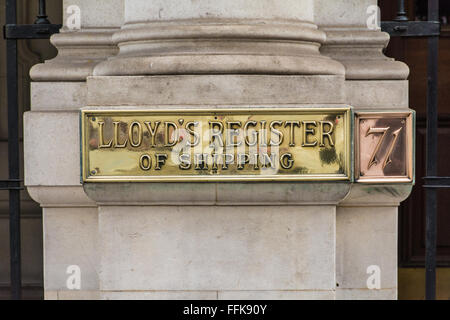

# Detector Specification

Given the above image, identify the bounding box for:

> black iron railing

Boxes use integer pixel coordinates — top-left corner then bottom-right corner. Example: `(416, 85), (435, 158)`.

(382, 0), (445, 301)
(2, 0), (61, 300)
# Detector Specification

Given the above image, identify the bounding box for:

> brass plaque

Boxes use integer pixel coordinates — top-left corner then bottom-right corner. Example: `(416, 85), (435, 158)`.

(355, 111), (414, 183)
(81, 108), (352, 182)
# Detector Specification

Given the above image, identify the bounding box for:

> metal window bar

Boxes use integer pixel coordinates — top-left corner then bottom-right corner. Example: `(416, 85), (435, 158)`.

(395, 0), (409, 21)
(382, 0), (447, 300)
(5, 0), (21, 301)
(425, 0), (440, 302)
(3, 0), (61, 300)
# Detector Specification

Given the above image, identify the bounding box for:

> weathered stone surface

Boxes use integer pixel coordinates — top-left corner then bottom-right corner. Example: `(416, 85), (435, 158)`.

(94, 0), (344, 77)
(98, 206), (336, 291)
(43, 207), (99, 291)
(216, 183), (350, 205)
(315, 0), (374, 27)
(321, 30), (409, 80)
(336, 206), (398, 296)
(84, 182), (351, 206)
(125, 0), (314, 23)
(24, 112), (80, 186)
(317, 0), (409, 81)
(30, 31), (118, 82)
(64, 0), (124, 28)
(336, 288), (397, 300)
(27, 186), (95, 208)
(87, 75), (346, 106)
(345, 80), (409, 110)
(31, 82), (87, 111)
(341, 184), (413, 207)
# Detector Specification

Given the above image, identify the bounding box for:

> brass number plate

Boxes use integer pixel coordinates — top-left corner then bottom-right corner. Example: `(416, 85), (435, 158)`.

(355, 111), (414, 183)
(81, 108), (352, 182)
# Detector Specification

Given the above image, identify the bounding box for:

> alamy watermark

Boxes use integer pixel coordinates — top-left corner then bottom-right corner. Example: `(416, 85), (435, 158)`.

(66, 265), (81, 290)
(66, 5), (81, 31)
(366, 5), (381, 30)
(366, 265), (381, 290)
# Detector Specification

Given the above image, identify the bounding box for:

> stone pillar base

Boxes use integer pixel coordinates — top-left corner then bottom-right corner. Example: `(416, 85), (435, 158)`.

(97, 205), (336, 300)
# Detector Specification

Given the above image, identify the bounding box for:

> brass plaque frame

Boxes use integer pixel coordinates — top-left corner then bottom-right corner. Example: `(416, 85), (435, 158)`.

(355, 111), (414, 184)
(81, 107), (352, 183)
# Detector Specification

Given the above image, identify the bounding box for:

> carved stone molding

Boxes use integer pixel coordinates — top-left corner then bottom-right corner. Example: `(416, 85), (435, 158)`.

(93, 19), (345, 76)
(30, 30), (119, 81)
(320, 28), (410, 80)
(27, 186), (96, 208)
(340, 184), (413, 207)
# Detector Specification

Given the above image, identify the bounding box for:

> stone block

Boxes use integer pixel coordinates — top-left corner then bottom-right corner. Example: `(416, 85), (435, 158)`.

(24, 112), (80, 186)
(99, 205), (336, 292)
(43, 207), (99, 291)
(336, 206), (398, 291)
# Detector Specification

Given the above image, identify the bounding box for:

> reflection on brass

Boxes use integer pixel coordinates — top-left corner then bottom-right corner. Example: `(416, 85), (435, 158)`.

(81, 108), (352, 182)
(355, 111), (414, 183)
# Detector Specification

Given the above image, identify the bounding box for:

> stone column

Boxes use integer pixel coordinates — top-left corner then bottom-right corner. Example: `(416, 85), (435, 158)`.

(84, 0), (347, 300)
(25, 0), (412, 300)
(25, 0), (124, 299)
(316, 0), (411, 299)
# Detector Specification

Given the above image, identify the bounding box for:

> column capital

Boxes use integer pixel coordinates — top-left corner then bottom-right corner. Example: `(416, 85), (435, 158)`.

(315, 0), (409, 80)
(30, 30), (118, 81)
(320, 28), (409, 80)
(93, 0), (344, 76)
